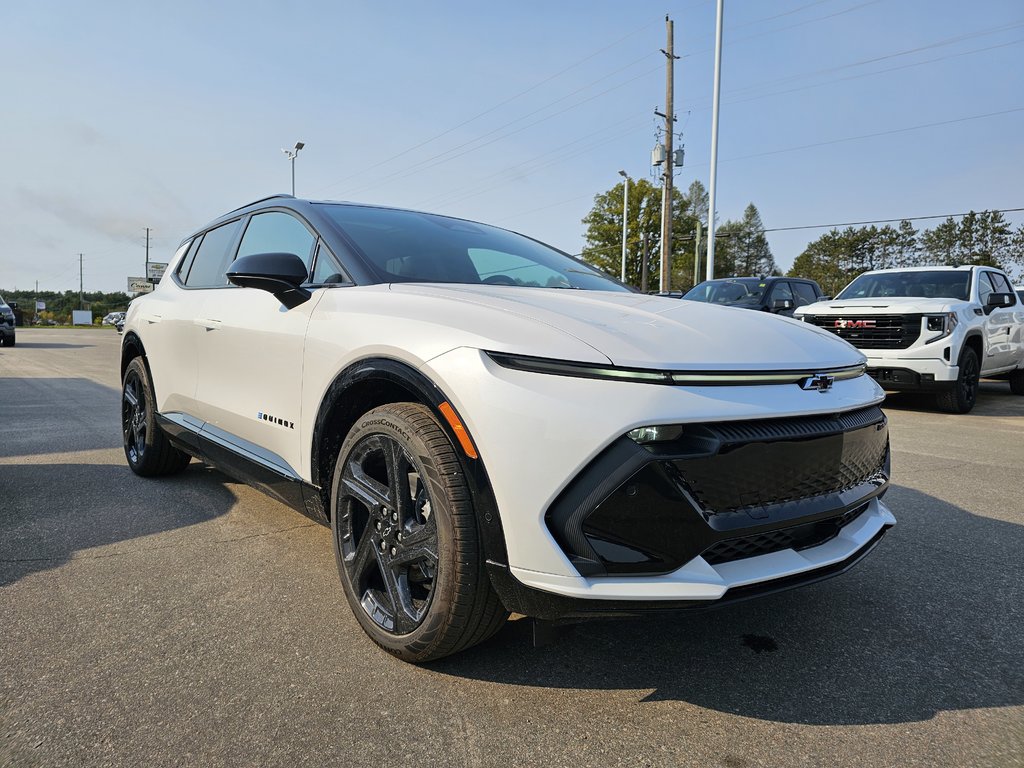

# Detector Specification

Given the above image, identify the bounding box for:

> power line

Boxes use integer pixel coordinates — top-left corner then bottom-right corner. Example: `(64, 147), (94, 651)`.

(762, 207), (1024, 233)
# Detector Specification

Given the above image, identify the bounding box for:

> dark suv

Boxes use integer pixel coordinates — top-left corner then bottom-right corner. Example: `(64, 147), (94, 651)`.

(0, 294), (15, 346)
(683, 277), (827, 316)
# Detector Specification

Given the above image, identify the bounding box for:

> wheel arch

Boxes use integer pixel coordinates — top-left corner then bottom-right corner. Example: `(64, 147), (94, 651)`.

(962, 331), (983, 361)
(309, 357), (509, 567)
(120, 331), (147, 379)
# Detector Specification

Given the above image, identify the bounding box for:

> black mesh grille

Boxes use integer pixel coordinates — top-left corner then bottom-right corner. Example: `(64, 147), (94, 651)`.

(701, 503), (869, 565)
(803, 314), (922, 349)
(675, 410), (888, 515)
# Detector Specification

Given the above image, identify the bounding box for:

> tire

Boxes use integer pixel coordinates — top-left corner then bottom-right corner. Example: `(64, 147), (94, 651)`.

(330, 403), (508, 662)
(936, 346), (980, 414)
(1010, 368), (1024, 395)
(121, 357), (191, 476)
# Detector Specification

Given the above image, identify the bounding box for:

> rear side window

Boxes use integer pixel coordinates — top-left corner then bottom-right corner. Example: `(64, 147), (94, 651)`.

(236, 212), (317, 272)
(184, 220), (242, 287)
(791, 281), (819, 307)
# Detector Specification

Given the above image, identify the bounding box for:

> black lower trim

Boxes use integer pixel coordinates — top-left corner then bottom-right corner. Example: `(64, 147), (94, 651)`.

(867, 366), (953, 391)
(487, 523), (892, 621)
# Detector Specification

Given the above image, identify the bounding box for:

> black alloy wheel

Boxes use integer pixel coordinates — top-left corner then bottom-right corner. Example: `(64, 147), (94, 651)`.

(337, 433), (439, 634)
(937, 346), (980, 414)
(331, 403), (508, 662)
(121, 357), (191, 476)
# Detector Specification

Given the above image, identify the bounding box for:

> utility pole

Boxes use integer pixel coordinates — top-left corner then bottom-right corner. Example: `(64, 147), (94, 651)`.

(79, 253), (84, 310)
(706, 0), (725, 280)
(658, 16), (679, 292)
(692, 221), (703, 287)
(145, 227), (151, 281)
(618, 170), (629, 283)
(641, 233), (650, 293)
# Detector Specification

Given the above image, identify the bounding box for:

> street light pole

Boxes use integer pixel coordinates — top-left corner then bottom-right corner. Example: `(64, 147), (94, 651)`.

(618, 170), (629, 283)
(282, 141), (305, 196)
(706, 0), (725, 281)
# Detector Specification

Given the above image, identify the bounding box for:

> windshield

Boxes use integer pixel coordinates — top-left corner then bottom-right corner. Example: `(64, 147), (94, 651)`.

(683, 279), (766, 305)
(837, 271), (971, 300)
(317, 204), (628, 291)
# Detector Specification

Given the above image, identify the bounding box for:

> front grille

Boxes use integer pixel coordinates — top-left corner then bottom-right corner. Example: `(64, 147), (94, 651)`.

(674, 408), (888, 515)
(701, 503), (869, 565)
(803, 314), (922, 349)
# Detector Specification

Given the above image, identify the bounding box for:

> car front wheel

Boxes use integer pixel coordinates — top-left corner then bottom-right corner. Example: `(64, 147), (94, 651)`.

(936, 346), (980, 414)
(330, 403), (507, 662)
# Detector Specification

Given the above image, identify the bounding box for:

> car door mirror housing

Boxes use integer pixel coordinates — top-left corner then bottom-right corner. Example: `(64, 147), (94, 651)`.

(226, 252), (311, 309)
(772, 298), (794, 312)
(987, 292), (1014, 309)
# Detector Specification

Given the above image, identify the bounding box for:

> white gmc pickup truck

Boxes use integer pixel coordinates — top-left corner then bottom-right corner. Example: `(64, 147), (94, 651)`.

(795, 265), (1024, 413)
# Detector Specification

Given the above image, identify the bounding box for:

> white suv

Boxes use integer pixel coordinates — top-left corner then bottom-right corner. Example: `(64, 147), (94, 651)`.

(796, 266), (1024, 413)
(120, 195), (895, 661)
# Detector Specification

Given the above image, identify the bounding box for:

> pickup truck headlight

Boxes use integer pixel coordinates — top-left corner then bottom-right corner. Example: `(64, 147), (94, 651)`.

(924, 312), (957, 342)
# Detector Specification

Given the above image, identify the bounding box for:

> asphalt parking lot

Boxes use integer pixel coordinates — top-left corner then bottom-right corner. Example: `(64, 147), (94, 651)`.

(1, 327), (1022, 767)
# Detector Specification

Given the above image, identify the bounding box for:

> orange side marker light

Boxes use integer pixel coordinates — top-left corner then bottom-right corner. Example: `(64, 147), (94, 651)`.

(438, 402), (478, 459)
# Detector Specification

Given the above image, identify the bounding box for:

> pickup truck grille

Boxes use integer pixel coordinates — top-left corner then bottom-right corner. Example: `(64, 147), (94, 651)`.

(803, 314), (922, 349)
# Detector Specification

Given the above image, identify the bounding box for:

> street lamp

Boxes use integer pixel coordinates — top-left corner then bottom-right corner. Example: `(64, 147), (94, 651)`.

(282, 141), (305, 196)
(618, 170), (629, 283)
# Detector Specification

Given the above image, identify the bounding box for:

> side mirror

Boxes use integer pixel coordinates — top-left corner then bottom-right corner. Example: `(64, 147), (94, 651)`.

(987, 292), (1014, 309)
(8, 302), (17, 309)
(771, 298), (795, 312)
(226, 252), (311, 309)
(819, 295), (831, 301)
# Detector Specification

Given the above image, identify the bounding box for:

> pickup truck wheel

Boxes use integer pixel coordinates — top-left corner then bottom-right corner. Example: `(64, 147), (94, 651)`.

(121, 357), (191, 476)
(1009, 369), (1024, 395)
(936, 347), (979, 414)
(331, 403), (508, 663)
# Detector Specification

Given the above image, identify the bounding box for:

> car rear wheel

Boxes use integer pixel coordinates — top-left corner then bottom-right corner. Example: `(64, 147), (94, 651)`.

(936, 346), (979, 414)
(331, 403), (508, 662)
(121, 357), (191, 476)
(1010, 368), (1024, 395)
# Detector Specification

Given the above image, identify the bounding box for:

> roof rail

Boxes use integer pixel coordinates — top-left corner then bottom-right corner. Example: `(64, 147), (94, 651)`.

(225, 193), (296, 215)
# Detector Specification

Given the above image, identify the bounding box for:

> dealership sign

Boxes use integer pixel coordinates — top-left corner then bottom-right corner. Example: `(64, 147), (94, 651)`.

(128, 277), (154, 294)
(147, 262), (168, 281)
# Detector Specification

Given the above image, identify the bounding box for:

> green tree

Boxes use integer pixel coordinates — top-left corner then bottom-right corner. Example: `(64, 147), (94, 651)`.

(581, 179), (697, 291)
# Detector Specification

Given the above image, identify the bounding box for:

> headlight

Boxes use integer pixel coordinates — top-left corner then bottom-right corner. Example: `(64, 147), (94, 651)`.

(627, 425), (684, 444)
(924, 312), (957, 342)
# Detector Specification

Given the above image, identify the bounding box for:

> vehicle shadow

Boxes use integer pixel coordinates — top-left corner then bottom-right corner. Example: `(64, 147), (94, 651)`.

(431, 485), (1023, 725)
(0, 377), (121, 458)
(0, 462), (235, 587)
(882, 381), (1023, 417)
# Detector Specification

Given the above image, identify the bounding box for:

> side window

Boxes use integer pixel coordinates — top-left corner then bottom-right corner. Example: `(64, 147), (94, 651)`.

(184, 220), (243, 288)
(768, 281), (793, 304)
(978, 272), (996, 305)
(310, 241), (349, 285)
(176, 237), (201, 283)
(791, 281), (818, 307)
(991, 272), (1016, 304)
(236, 212), (317, 272)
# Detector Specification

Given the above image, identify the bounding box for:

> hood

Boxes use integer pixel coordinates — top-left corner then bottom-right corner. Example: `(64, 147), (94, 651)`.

(391, 284), (864, 371)
(797, 296), (968, 315)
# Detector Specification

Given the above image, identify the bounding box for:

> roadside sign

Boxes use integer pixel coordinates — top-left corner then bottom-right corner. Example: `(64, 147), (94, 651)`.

(128, 277), (154, 294)
(35, 301), (45, 310)
(147, 262), (168, 281)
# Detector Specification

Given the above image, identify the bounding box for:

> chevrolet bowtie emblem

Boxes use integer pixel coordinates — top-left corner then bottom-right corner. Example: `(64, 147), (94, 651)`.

(801, 374), (835, 393)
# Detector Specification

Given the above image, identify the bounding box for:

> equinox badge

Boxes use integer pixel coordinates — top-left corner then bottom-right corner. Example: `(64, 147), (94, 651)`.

(801, 374), (835, 393)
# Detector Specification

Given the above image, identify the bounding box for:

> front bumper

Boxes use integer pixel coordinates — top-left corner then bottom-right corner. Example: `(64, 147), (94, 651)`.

(423, 348), (893, 609)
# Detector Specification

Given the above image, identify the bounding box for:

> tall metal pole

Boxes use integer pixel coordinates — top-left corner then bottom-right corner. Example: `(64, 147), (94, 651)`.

(619, 171), (629, 283)
(79, 253), (84, 310)
(291, 156), (296, 196)
(641, 233), (650, 293)
(660, 16), (678, 292)
(145, 227), (151, 282)
(706, 0), (725, 281)
(692, 221), (703, 287)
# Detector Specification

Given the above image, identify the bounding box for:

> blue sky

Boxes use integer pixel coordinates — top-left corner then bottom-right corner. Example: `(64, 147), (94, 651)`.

(1, 0), (1022, 293)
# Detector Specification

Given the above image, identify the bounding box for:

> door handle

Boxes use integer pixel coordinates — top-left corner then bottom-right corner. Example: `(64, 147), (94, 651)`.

(143, 314), (162, 324)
